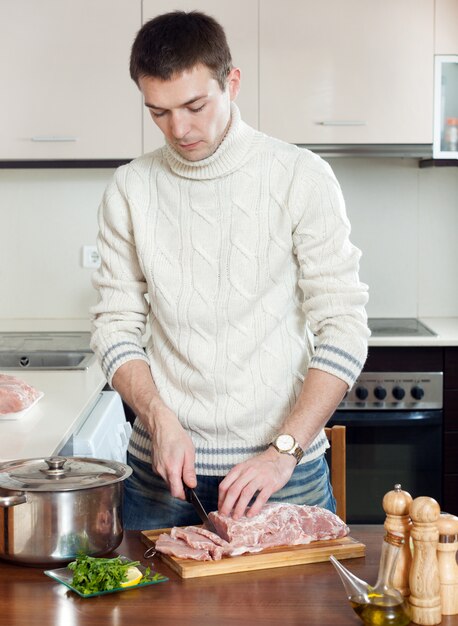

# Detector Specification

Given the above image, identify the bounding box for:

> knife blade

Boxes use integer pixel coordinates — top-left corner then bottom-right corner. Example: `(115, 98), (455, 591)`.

(183, 484), (219, 536)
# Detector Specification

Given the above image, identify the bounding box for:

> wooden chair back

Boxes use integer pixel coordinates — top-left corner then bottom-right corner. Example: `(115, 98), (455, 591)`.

(324, 425), (346, 522)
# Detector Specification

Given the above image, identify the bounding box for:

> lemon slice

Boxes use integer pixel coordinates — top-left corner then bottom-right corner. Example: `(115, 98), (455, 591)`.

(120, 566), (143, 588)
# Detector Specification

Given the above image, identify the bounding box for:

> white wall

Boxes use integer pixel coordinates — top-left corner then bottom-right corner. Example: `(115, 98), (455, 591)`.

(0, 159), (457, 321)
(329, 158), (458, 318)
(0, 168), (113, 320)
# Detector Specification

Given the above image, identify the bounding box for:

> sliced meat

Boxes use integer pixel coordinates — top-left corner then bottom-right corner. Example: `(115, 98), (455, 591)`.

(171, 527), (231, 560)
(154, 503), (349, 562)
(0, 374), (42, 415)
(154, 532), (212, 561)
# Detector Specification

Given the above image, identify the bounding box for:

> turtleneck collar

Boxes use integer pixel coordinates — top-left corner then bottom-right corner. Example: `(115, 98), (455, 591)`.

(163, 103), (256, 180)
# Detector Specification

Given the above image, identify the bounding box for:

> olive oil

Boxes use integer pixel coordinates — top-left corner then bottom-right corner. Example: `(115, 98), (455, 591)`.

(330, 530), (411, 626)
(350, 594), (411, 626)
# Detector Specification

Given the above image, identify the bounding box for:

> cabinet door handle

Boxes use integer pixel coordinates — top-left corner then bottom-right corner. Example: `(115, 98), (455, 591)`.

(316, 121), (367, 126)
(30, 136), (78, 142)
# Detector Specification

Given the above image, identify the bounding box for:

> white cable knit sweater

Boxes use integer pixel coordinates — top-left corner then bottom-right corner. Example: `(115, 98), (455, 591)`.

(90, 104), (369, 475)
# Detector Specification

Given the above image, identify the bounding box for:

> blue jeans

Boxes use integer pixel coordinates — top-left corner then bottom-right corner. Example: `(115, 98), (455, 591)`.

(123, 451), (336, 530)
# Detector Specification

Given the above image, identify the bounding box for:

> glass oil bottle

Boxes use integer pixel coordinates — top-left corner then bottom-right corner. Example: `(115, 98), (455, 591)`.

(330, 531), (411, 626)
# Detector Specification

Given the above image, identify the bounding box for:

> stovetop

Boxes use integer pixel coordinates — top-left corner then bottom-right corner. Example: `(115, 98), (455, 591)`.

(368, 318), (436, 338)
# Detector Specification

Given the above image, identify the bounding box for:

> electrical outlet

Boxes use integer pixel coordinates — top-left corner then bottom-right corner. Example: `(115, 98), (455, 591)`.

(82, 245), (101, 269)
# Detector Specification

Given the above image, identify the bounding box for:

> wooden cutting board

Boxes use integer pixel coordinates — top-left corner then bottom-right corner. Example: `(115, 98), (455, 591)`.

(141, 527), (365, 578)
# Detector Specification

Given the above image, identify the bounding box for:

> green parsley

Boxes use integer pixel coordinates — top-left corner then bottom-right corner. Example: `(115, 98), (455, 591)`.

(68, 555), (160, 595)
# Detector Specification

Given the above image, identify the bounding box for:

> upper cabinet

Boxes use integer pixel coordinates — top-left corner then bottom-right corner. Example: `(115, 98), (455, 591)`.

(433, 1), (458, 159)
(0, 0), (142, 161)
(435, 0), (458, 54)
(259, 0), (434, 145)
(3, 0), (457, 163)
(141, 0), (259, 154)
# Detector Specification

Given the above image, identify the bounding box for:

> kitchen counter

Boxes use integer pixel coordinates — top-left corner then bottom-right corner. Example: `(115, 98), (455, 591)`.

(0, 319), (106, 461)
(0, 360), (106, 461)
(369, 317), (458, 347)
(0, 525), (446, 626)
(1, 316), (457, 462)
(1, 316), (458, 346)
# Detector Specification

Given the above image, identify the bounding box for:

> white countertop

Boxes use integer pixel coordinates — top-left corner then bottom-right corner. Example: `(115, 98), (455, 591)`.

(1, 316), (457, 345)
(0, 318), (92, 333)
(368, 317), (458, 347)
(0, 316), (457, 462)
(0, 319), (106, 461)
(0, 362), (106, 462)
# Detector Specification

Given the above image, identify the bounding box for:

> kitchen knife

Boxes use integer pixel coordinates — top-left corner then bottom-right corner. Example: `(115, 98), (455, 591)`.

(183, 484), (219, 536)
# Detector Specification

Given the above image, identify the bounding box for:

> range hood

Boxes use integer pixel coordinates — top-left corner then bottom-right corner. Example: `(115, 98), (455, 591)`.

(296, 144), (433, 158)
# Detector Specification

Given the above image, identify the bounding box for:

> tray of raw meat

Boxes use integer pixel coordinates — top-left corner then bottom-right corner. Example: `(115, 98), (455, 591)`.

(0, 373), (44, 420)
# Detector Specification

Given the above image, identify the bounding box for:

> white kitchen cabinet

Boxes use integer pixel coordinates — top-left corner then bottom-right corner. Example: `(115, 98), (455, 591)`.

(0, 0), (142, 161)
(259, 0), (434, 145)
(433, 1), (458, 159)
(141, 0), (258, 153)
(433, 56), (458, 158)
(435, 0), (458, 54)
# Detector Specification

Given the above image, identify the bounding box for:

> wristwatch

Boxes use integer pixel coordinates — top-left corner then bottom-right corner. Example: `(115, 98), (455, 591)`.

(270, 433), (304, 464)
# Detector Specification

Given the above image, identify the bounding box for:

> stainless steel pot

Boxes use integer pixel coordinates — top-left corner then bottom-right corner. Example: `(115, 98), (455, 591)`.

(0, 456), (132, 566)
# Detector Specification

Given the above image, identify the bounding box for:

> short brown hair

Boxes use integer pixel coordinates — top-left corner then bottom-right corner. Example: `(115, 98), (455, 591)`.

(130, 11), (233, 91)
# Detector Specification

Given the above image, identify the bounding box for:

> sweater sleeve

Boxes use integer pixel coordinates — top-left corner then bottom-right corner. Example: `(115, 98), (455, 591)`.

(90, 165), (150, 384)
(291, 153), (370, 387)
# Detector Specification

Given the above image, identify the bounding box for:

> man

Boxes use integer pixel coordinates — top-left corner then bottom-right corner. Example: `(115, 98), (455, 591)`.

(90, 11), (370, 530)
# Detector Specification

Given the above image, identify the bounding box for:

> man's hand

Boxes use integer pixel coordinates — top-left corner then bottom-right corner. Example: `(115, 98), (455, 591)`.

(217, 446), (296, 519)
(148, 403), (197, 500)
(217, 369), (348, 519)
(111, 360), (197, 500)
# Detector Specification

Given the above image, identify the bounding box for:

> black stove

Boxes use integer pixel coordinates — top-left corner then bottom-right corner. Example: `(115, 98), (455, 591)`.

(368, 317), (436, 337)
(331, 318), (442, 523)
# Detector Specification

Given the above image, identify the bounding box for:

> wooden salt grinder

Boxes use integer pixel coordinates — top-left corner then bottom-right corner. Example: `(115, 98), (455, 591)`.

(437, 513), (458, 615)
(382, 483), (413, 597)
(408, 496), (442, 625)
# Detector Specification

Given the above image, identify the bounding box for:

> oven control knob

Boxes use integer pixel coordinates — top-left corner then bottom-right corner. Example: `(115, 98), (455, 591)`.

(392, 386), (405, 401)
(411, 386), (425, 401)
(374, 386), (387, 401)
(355, 386), (369, 401)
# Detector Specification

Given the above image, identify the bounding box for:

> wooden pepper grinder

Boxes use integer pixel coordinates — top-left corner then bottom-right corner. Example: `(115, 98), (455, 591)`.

(408, 496), (442, 625)
(382, 483), (413, 597)
(437, 513), (458, 615)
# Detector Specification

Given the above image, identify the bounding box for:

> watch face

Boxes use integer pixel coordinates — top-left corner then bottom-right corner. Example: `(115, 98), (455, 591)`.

(276, 434), (295, 452)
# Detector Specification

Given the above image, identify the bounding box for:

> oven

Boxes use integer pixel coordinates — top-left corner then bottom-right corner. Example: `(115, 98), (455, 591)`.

(328, 318), (443, 524)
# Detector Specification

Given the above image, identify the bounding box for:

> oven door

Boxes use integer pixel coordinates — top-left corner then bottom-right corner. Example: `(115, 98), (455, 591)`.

(329, 410), (443, 523)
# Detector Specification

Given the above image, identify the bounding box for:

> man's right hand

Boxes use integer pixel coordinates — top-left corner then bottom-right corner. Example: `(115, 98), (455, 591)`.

(148, 402), (197, 500)
(111, 359), (197, 500)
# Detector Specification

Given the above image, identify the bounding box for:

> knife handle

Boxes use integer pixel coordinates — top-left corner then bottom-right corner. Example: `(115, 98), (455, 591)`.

(183, 483), (193, 503)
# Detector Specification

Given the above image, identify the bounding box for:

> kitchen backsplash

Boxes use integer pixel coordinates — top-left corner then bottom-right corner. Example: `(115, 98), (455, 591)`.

(1, 157), (457, 321)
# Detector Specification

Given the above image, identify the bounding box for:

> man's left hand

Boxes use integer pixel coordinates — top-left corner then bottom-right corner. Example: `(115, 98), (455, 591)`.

(217, 446), (297, 519)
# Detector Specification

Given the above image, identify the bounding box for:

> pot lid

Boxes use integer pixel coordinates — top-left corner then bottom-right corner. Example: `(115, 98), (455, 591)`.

(0, 456), (132, 492)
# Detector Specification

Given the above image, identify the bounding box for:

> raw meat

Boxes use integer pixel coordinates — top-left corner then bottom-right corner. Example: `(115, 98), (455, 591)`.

(154, 503), (349, 561)
(170, 526), (233, 560)
(0, 374), (42, 415)
(154, 532), (213, 561)
(209, 503), (349, 549)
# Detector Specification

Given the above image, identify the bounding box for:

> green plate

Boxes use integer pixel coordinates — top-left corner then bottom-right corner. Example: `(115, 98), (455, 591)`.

(44, 557), (168, 598)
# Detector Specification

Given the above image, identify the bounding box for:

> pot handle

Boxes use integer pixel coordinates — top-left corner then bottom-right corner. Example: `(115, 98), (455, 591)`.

(0, 492), (28, 508)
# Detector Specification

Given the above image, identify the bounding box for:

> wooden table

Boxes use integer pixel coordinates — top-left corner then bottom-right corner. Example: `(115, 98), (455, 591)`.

(0, 526), (457, 626)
